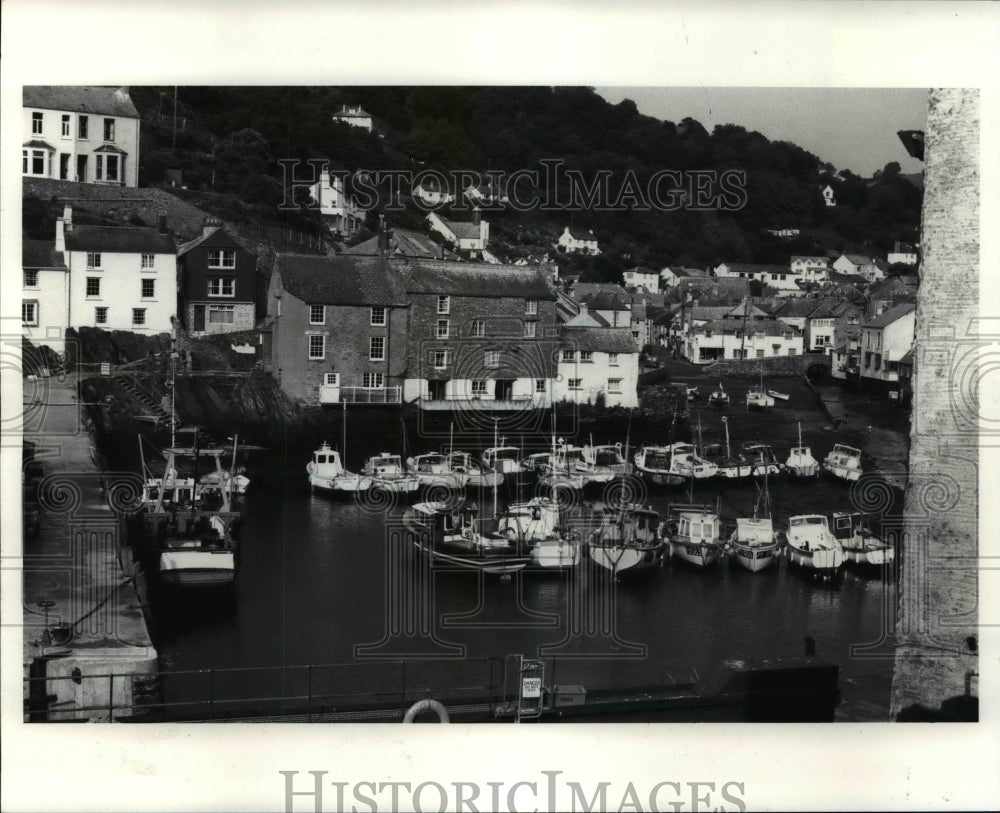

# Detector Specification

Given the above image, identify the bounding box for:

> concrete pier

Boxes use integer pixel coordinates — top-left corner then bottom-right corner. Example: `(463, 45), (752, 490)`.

(21, 373), (157, 721)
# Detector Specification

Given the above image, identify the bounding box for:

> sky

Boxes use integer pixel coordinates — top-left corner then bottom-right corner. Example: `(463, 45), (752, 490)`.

(596, 87), (928, 177)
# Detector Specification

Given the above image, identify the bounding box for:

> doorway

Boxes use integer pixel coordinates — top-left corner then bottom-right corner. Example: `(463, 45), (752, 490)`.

(428, 380), (447, 401)
(76, 155), (87, 182)
(495, 380), (514, 401)
(193, 305), (206, 332)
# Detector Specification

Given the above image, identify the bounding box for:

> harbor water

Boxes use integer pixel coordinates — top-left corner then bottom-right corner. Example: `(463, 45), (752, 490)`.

(149, 380), (907, 722)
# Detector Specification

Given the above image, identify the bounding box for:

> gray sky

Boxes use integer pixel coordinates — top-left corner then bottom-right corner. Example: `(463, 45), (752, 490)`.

(596, 87), (928, 177)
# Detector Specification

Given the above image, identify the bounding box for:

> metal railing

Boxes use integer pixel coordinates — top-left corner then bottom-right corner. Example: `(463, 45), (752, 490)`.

(25, 656), (509, 723)
(336, 386), (402, 404)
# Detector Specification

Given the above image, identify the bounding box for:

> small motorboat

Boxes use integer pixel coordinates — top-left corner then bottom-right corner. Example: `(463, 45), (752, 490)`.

(663, 504), (725, 568)
(785, 422), (819, 478)
(708, 383), (730, 408)
(766, 390), (790, 401)
(822, 443), (863, 482)
(307, 441), (371, 494)
(481, 439), (523, 475)
(686, 386), (701, 401)
(831, 511), (894, 567)
(404, 502), (530, 574)
(740, 441), (782, 477)
(728, 473), (780, 572)
(447, 451), (503, 489)
(785, 514), (845, 579)
(746, 370), (774, 411)
(406, 452), (468, 490)
(579, 441), (631, 484)
(361, 452), (421, 494)
(589, 504), (666, 576)
(702, 416), (752, 479)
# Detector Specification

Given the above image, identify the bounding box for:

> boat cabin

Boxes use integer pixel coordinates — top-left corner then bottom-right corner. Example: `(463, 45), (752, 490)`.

(483, 444), (521, 471)
(831, 511), (865, 540)
(585, 444), (626, 468)
(734, 516), (774, 544)
(309, 442), (345, 478)
(366, 453), (405, 475)
(676, 511), (720, 542)
(599, 506), (659, 545)
(411, 453), (449, 473)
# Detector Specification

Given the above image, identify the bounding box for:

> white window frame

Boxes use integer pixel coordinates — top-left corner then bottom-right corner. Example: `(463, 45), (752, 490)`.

(61, 115), (71, 137)
(141, 253), (156, 270)
(580, 351), (593, 363)
(437, 295), (450, 314)
(95, 307), (108, 325)
(309, 305), (326, 325)
(432, 350), (449, 370)
(471, 379), (487, 397)
(132, 308), (146, 327)
(608, 378), (623, 393)
(85, 277), (101, 298)
(86, 252), (102, 269)
(525, 299), (538, 315)
(370, 336), (386, 361)
(562, 350), (575, 362)
(323, 372), (340, 386)
(78, 115), (89, 140)
(524, 322), (536, 338)
(485, 350), (501, 369)
(208, 277), (235, 298)
(103, 118), (116, 142)
(141, 279), (155, 299)
(608, 352), (619, 366)
(208, 305), (236, 324)
(362, 372), (384, 389)
(370, 306), (386, 326)
(308, 334), (326, 360)
(470, 319), (485, 338)
(436, 319), (450, 339)
(21, 301), (38, 327)
(32, 112), (43, 135)
(568, 378), (583, 391)
(24, 270), (39, 288)
(208, 249), (237, 269)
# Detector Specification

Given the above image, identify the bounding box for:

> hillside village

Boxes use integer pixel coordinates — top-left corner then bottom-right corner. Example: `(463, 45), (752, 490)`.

(21, 86), (921, 410)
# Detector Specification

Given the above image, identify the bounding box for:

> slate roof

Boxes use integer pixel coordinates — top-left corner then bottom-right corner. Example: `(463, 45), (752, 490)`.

(177, 226), (255, 258)
(807, 302), (837, 319)
(571, 282), (629, 301)
(23, 86), (139, 118)
(723, 302), (770, 319)
(560, 327), (638, 354)
(586, 291), (632, 312)
(720, 263), (790, 275)
(396, 259), (556, 300)
(343, 228), (451, 260)
(791, 255), (828, 264)
(22, 240), (67, 269)
(565, 226), (598, 241)
(274, 254), (408, 306)
(440, 218), (483, 242)
(772, 298), (821, 318)
(23, 139), (56, 151)
(64, 225), (177, 254)
(563, 309), (611, 328)
(693, 318), (798, 337)
(898, 349), (914, 366)
(865, 302), (916, 329)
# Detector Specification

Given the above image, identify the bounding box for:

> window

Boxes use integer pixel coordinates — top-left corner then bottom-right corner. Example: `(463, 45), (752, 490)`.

(323, 373), (340, 386)
(788, 347), (797, 356)
(22, 301), (37, 326)
(609, 352), (619, 366)
(437, 295), (450, 314)
(362, 372), (384, 389)
(141, 279), (155, 299)
(103, 118), (115, 142)
(608, 378), (622, 393)
(78, 115), (89, 140)
(24, 270), (38, 288)
(96, 154), (119, 182)
(485, 350), (501, 368)
(524, 322), (536, 338)
(61, 115), (71, 137)
(535, 379), (547, 393)
(525, 299), (537, 315)
(132, 308), (146, 326)
(432, 350), (449, 369)
(370, 336), (385, 361)
(141, 254), (155, 270)
(568, 378), (582, 390)
(562, 350), (574, 362)
(470, 319), (485, 337)
(580, 351), (593, 363)
(308, 334), (325, 360)
(86, 253), (101, 269)
(86, 277), (101, 297)
(208, 249), (236, 269)
(309, 305), (325, 325)
(436, 319), (449, 339)
(32, 112), (43, 134)
(370, 306), (386, 326)
(24, 149), (47, 175)
(209, 305), (235, 324)
(471, 380), (487, 396)
(95, 307), (108, 325)
(208, 278), (235, 297)
(755, 349), (765, 359)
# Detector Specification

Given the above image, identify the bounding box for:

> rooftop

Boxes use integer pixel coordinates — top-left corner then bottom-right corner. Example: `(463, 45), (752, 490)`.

(177, 226), (255, 258)
(274, 254), (408, 306)
(64, 225), (177, 254)
(22, 239), (67, 269)
(560, 327), (638, 354)
(865, 302), (916, 329)
(23, 86), (139, 118)
(397, 259), (557, 300)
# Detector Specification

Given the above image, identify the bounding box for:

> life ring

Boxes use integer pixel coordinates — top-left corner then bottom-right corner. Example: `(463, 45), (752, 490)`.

(403, 698), (450, 723)
(462, 528), (475, 541)
(306, 462), (316, 474)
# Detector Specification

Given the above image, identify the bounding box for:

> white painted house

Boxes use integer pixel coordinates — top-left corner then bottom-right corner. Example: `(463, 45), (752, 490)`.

(821, 184), (837, 207)
(887, 241), (919, 266)
(660, 266), (709, 288)
(332, 104), (373, 132)
(23, 86), (140, 187)
(832, 253), (886, 283)
(622, 266), (660, 292)
(557, 226), (600, 255)
(554, 326), (639, 408)
(426, 211), (489, 258)
(715, 262), (804, 293)
(684, 304), (803, 363)
(21, 240), (70, 353)
(308, 171), (365, 236)
(859, 302), (916, 388)
(58, 208), (177, 334)
(790, 256), (830, 283)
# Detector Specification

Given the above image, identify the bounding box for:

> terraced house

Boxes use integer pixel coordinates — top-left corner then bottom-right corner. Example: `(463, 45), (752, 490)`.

(23, 86), (140, 187)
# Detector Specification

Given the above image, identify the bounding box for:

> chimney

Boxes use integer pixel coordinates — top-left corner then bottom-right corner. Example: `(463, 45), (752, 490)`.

(203, 216), (219, 237)
(377, 214), (388, 255)
(63, 206), (73, 230)
(472, 207), (481, 226)
(158, 211), (168, 234)
(55, 206), (72, 253)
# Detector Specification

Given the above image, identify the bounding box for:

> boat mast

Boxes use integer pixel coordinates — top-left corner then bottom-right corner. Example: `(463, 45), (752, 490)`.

(722, 416), (731, 459)
(342, 399), (348, 469)
(493, 419), (499, 518)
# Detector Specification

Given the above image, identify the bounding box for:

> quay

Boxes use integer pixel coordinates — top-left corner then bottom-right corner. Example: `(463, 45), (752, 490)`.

(22, 372), (157, 721)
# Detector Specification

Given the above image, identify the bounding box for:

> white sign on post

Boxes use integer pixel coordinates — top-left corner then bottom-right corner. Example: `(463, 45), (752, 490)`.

(522, 677), (542, 698)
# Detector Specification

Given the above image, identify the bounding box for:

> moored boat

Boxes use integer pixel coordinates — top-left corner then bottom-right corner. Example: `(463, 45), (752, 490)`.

(361, 452), (421, 494)
(406, 452), (469, 490)
(664, 504), (725, 568)
(785, 514), (845, 579)
(822, 444), (863, 482)
(404, 501), (530, 574)
(766, 389), (790, 401)
(708, 383), (730, 408)
(702, 417), (752, 479)
(740, 441), (782, 477)
(481, 439), (523, 475)
(307, 441), (371, 494)
(831, 511), (894, 567)
(785, 422), (819, 478)
(589, 504), (666, 576)
(578, 441), (631, 484)
(728, 475), (780, 573)
(447, 450), (503, 488)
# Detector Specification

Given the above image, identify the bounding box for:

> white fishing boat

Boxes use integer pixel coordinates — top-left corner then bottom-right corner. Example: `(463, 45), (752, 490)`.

(664, 504), (725, 568)
(785, 422), (819, 478)
(708, 382), (730, 408)
(785, 514), (845, 578)
(766, 389), (790, 401)
(577, 439), (630, 484)
(728, 475), (780, 573)
(481, 438), (523, 475)
(740, 441), (782, 477)
(497, 498), (580, 571)
(831, 511), (894, 567)
(361, 453), (421, 494)
(447, 450), (503, 488)
(196, 434), (252, 504)
(589, 504), (666, 576)
(746, 369), (775, 411)
(406, 452), (469, 490)
(307, 442), (371, 494)
(632, 445), (685, 486)
(404, 502), (530, 574)
(822, 444), (863, 482)
(703, 417), (753, 479)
